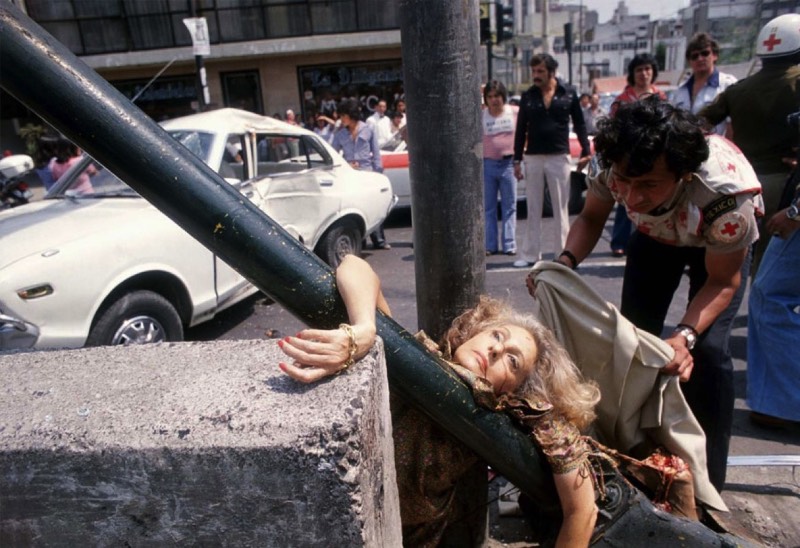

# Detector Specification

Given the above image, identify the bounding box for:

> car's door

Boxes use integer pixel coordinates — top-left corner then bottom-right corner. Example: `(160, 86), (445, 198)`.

(212, 132), (257, 307)
(248, 133), (340, 248)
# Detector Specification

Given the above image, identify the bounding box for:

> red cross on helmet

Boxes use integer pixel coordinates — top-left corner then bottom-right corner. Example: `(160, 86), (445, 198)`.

(755, 13), (800, 58)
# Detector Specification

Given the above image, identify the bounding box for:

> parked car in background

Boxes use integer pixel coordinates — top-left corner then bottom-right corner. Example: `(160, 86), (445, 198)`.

(0, 108), (394, 350)
(382, 131), (592, 215)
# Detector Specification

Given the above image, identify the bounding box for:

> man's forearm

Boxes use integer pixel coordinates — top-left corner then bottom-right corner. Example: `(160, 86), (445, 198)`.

(559, 214), (606, 267)
(680, 280), (738, 336)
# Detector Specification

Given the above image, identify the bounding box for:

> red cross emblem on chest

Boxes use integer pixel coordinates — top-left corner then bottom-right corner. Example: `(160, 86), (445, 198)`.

(762, 33), (782, 52)
(721, 221), (740, 237)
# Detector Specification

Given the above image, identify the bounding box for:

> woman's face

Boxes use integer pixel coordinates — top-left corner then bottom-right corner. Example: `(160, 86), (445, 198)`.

(485, 90), (505, 111)
(453, 324), (537, 395)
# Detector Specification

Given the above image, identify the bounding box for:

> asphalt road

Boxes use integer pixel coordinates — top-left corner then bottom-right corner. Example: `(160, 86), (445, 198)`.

(187, 208), (800, 547)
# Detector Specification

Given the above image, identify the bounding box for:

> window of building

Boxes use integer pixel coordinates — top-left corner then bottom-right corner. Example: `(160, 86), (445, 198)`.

(24, 0), (399, 55)
(221, 70), (264, 114)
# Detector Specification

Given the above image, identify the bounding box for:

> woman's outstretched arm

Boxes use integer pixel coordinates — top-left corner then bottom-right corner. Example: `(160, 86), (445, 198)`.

(553, 466), (598, 548)
(278, 255), (390, 383)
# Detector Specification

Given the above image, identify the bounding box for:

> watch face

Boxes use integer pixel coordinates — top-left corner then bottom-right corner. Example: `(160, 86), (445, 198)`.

(788, 205), (800, 220)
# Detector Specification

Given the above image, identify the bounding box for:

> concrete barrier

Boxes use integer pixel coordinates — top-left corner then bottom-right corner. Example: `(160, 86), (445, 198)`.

(0, 339), (401, 547)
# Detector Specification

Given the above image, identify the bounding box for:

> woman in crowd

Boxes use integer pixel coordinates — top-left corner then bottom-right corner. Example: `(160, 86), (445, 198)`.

(608, 54), (667, 257)
(49, 137), (95, 194)
(277, 255), (601, 547)
(482, 80), (519, 256)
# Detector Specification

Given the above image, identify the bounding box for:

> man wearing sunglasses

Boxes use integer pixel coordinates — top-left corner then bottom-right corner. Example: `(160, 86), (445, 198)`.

(672, 33), (737, 136)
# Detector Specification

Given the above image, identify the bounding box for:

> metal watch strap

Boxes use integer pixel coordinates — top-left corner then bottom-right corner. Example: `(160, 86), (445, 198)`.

(673, 324), (697, 350)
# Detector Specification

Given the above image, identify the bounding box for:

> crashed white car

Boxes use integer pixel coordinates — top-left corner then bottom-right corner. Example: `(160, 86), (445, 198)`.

(0, 108), (394, 350)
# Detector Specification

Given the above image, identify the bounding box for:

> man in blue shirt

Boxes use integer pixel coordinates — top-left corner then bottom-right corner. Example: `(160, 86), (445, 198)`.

(513, 53), (591, 267)
(332, 99), (389, 249)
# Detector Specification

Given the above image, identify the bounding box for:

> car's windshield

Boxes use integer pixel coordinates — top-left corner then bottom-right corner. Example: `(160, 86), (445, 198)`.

(380, 132), (406, 152)
(47, 131), (216, 199)
(167, 130), (214, 163)
(46, 156), (136, 198)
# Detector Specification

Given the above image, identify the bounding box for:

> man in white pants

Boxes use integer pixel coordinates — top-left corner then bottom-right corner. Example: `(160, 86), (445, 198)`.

(513, 54), (591, 267)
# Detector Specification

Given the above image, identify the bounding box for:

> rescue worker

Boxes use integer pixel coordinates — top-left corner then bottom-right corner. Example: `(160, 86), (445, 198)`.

(553, 97), (763, 492)
(700, 13), (800, 275)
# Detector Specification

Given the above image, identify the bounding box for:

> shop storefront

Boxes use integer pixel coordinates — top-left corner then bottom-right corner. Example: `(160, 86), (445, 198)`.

(297, 59), (404, 124)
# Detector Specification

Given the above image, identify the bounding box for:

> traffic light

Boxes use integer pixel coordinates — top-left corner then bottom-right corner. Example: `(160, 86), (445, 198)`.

(496, 3), (513, 44)
(480, 3), (491, 43)
(564, 22), (573, 53)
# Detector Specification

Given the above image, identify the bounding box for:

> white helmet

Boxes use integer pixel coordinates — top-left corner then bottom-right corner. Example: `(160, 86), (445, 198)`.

(755, 13), (800, 58)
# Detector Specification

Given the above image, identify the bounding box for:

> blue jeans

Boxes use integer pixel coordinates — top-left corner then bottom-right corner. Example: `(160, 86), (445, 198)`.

(483, 158), (517, 253)
(747, 230), (800, 421)
(620, 231), (751, 491)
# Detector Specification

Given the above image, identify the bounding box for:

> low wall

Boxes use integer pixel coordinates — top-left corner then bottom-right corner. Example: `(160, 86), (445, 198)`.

(0, 339), (401, 547)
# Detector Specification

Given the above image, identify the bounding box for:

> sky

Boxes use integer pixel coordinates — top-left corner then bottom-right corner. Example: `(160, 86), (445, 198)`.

(582, 0), (691, 23)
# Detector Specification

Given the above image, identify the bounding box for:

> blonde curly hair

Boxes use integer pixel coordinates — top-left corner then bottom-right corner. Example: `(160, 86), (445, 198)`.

(441, 296), (600, 431)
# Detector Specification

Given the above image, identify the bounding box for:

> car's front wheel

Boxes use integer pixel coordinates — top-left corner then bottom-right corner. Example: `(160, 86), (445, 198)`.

(87, 290), (183, 346)
(316, 221), (363, 268)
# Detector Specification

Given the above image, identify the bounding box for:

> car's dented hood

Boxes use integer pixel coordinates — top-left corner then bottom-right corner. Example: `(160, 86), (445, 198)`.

(0, 198), (153, 270)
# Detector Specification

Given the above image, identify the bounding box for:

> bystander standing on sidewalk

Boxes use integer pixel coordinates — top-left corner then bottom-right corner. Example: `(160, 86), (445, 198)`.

(482, 80), (518, 257)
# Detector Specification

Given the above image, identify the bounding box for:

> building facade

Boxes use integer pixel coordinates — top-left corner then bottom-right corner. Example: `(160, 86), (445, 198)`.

(4, 0), (404, 132)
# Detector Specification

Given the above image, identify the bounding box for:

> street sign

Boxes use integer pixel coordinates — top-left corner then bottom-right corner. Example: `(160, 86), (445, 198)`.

(182, 17), (210, 57)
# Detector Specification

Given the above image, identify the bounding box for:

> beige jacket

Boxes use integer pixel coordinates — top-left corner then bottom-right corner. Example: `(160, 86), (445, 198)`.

(529, 261), (726, 511)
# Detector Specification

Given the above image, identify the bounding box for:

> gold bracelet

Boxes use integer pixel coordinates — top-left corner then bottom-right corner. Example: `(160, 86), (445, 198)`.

(339, 323), (358, 371)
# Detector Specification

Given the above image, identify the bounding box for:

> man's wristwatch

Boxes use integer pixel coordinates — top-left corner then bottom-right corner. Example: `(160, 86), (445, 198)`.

(672, 324), (698, 350)
(786, 201), (800, 221)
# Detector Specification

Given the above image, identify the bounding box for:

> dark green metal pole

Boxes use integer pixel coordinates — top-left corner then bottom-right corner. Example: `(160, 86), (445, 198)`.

(0, 0), (558, 511)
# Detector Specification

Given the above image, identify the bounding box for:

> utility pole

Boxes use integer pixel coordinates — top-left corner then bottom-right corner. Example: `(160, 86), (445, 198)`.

(186, 1), (210, 111)
(398, 3), (486, 542)
(542, 0), (549, 53)
(399, 0), (486, 344)
(579, 0), (584, 89)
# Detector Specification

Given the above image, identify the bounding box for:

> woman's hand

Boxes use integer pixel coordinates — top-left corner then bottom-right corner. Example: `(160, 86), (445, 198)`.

(278, 255), (385, 384)
(766, 207), (800, 240)
(278, 323), (376, 383)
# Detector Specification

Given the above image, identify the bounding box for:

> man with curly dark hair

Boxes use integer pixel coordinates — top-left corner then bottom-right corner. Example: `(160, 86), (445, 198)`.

(553, 96), (763, 492)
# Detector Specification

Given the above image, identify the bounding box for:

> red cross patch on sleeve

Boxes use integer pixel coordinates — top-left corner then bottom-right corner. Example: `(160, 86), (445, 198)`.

(710, 211), (747, 244)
